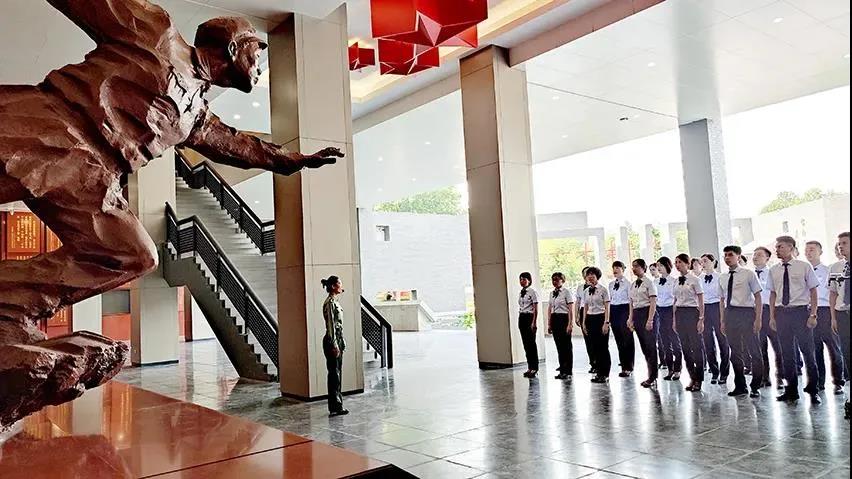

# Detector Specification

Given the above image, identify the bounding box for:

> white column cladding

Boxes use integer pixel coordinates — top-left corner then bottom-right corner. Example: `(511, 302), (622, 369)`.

(72, 295), (102, 334)
(128, 148), (179, 365)
(460, 46), (542, 368)
(679, 119), (732, 257)
(269, 5), (364, 399)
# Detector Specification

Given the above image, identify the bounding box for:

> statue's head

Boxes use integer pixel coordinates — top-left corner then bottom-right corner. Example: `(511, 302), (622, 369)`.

(195, 17), (267, 93)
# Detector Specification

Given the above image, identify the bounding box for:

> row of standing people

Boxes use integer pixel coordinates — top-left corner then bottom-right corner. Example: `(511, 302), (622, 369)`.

(517, 233), (852, 418)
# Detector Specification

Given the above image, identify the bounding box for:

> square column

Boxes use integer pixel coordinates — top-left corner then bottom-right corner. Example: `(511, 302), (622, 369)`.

(679, 119), (732, 257)
(460, 46), (542, 369)
(128, 149), (179, 365)
(268, 6), (363, 399)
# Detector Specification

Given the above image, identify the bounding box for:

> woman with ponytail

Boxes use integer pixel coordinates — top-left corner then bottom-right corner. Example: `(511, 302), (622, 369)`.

(322, 275), (349, 417)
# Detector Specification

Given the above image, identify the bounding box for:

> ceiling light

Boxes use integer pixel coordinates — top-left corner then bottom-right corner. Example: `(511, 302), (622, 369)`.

(552, 95), (561, 101)
(378, 156), (384, 162)
(254, 201), (260, 204)
(773, 17), (784, 24)
(424, 141), (432, 146)
(845, 53), (851, 59)
(233, 114), (242, 120)
(633, 114), (641, 119)
(647, 62), (657, 68)
(411, 178), (417, 182)
(561, 134), (569, 139)
(252, 102), (261, 108)
(377, 187), (384, 192)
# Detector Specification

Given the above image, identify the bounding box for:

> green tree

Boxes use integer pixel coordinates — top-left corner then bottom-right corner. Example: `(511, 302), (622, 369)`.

(538, 238), (592, 289)
(375, 187), (463, 215)
(675, 230), (689, 254)
(760, 188), (837, 214)
(651, 227), (663, 258)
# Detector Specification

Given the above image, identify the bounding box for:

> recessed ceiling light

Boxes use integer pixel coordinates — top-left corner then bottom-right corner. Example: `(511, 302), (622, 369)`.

(411, 178), (417, 182)
(378, 156), (384, 162)
(254, 201), (260, 204)
(252, 101), (261, 108)
(647, 62), (657, 68)
(552, 95), (561, 101)
(633, 114), (641, 119)
(377, 187), (384, 192)
(845, 53), (851, 59)
(773, 17), (784, 24)
(424, 141), (432, 146)
(233, 114), (242, 120)
(561, 134), (569, 139)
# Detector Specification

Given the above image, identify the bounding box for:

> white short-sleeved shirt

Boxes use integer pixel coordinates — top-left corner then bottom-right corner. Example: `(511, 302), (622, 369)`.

(754, 267), (772, 307)
(766, 259), (820, 307)
(576, 284), (588, 308)
(812, 263), (830, 308)
(719, 267), (762, 308)
(549, 287), (575, 314)
(519, 288), (539, 314)
(608, 277), (631, 306)
(674, 273), (704, 308)
(629, 275), (658, 309)
(583, 285), (611, 315)
(656, 275), (675, 307)
(829, 261), (850, 312)
(701, 273), (722, 304)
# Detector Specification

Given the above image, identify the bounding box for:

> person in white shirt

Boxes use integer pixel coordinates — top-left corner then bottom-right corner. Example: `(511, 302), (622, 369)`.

(576, 267), (597, 375)
(805, 241), (846, 395)
(581, 267), (611, 384)
(609, 261), (635, 378)
(754, 246), (788, 389)
(829, 232), (851, 419)
(650, 261), (668, 370)
(674, 253), (706, 393)
(767, 236), (821, 404)
(518, 272), (541, 379)
(628, 259), (659, 388)
(701, 254), (730, 385)
(719, 245), (764, 398)
(548, 272), (575, 381)
(656, 257), (683, 381)
(691, 258), (703, 277)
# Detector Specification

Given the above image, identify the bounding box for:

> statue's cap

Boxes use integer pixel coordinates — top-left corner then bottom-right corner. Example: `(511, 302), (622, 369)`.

(195, 17), (267, 50)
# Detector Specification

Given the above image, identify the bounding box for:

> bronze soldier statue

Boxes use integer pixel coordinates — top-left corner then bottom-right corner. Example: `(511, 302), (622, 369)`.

(0, 0), (342, 429)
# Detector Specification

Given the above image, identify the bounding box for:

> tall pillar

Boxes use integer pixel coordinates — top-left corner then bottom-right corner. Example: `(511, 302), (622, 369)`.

(269, 5), (363, 399)
(460, 46), (541, 369)
(679, 119), (732, 257)
(72, 296), (102, 334)
(128, 149), (179, 366)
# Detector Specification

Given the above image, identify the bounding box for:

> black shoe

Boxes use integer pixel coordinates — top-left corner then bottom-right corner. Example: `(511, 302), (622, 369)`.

(690, 382), (703, 393)
(803, 385), (819, 396)
(591, 376), (609, 384)
(834, 385), (844, 395)
(671, 372), (682, 381)
(663, 373), (674, 381)
(776, 393), (799, 402)
(641, 379), (657, 389)
(710, 374), (719, 385)
(728, 389), (748, 397)
(810, 393), (822, 405)
(619, 371), (632, 378)
(329, 409), (350, 417)
(750, 389), (761, 398)
(719, 376), (728, 385)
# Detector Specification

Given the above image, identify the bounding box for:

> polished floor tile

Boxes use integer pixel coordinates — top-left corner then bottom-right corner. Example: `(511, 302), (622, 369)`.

(107, 331), (851, 479)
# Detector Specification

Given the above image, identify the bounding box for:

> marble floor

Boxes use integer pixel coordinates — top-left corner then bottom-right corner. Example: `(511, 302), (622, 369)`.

(114, 331), (851, 479)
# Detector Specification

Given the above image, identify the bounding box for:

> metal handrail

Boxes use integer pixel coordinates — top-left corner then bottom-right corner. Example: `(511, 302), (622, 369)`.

(175, 150), (276, 254)
(166, 202), (279, 367)
(361, 296), (394, 369)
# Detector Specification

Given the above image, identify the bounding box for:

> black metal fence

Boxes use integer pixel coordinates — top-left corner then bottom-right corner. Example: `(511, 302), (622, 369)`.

(360, 297), (394, 369)
(166, 203), (279, 368)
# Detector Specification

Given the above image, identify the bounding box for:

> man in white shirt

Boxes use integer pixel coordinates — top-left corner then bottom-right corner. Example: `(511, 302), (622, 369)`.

(767, 236), (821, 403)
(829, 232), (850, 419)
(719, 246), (764, 398)
(805, 241), (845, 394)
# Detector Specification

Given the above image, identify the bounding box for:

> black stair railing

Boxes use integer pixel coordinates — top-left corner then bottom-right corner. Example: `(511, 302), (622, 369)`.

(175, 151), (276, 254)
(166, 203), (279, 368)
(361, 297), (394, 369)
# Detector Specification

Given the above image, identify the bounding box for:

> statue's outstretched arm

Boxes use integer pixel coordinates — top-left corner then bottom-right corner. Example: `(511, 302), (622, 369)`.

(46, 0), (171, 44)
(185, 110), (343, 175)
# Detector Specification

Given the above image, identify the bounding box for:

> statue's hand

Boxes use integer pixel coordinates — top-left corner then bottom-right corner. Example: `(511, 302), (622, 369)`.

(302, 147), (344, 169)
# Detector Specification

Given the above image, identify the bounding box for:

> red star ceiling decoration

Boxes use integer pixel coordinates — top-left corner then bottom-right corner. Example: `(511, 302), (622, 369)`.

(349, 42), (376, 71)
(378, 39), (439, 75)
(371, 0), (488, 48)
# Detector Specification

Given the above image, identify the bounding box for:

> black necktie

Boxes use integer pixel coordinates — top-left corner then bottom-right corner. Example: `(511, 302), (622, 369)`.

(782, 263), (791, 306)
(635, 279), (643, 288)
(614, 281), (621, 291)
(521, 288), (528, 298)
(659, 278), (667, 286)
(726, 271), (735, 309)
(844, 262), (851, 307)
(756, 270), (763, 278)
(704, 274), (713, 284)
(679, 276), (687, 286)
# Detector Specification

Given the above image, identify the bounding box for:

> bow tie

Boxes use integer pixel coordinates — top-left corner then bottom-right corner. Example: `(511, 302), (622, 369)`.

(659, 278), (667, 286)
(613, 281), (621, 291)
(552, 289), (560, 298)
(635, 279), (643, 288)
(521, 288), (528, 298)
(679, 276), (687, 286)
(588, 286), (597, 295)
(583, 284), (590, 291)
(704, 274), (714, 283)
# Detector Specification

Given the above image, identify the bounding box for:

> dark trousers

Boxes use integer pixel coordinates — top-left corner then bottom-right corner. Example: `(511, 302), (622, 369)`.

(634, 307), (659, 381)
(551, 313), (573, 374)
(658, 306), (683, 372)
(703, 304), (730, 378)
(611, 304), (635, 371)
(323, 337), (344, 413)
(519, 313), (539, 371)
(836, 311), (850, 384)
(726, 307), (764, 392)
(813, 307), (845, 387)
(776, 306), (818, 394)
(678, 307), (705, 382)
(759, 305), (784, 381)
(657, 324), (668, 367)
(579, 307), (596, 370)
(586, 314), (611, 377)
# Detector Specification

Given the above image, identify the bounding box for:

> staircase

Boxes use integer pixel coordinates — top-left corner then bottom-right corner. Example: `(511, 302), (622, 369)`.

(164, 151), (394, 384)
